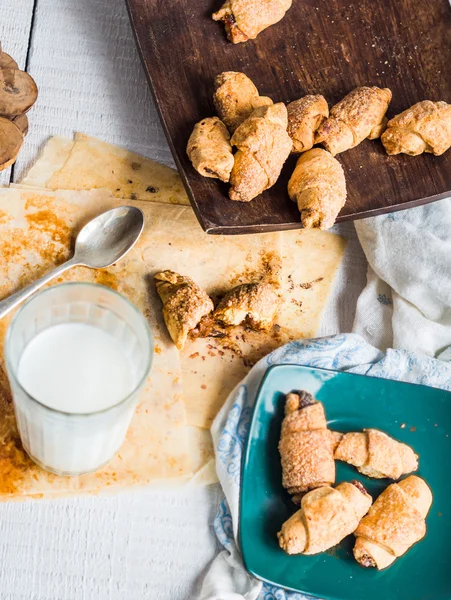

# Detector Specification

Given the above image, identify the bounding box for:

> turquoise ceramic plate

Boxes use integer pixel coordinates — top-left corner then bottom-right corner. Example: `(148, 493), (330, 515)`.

(240, 364), (451, 600)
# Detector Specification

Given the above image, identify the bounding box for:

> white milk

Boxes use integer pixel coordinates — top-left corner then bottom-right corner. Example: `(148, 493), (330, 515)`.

(14, 323), (139, 475)
(18, 323), (135, 413)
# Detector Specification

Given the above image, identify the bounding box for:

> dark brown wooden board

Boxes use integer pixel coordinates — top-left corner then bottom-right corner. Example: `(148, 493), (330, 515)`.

(126, 0), (451, 234)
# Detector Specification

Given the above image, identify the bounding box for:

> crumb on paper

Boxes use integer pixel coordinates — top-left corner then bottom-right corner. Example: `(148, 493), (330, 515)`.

(299, 277), (324, 290)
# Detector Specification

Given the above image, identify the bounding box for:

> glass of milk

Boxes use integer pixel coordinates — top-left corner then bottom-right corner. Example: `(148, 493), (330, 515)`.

(4, 282), (153, 476)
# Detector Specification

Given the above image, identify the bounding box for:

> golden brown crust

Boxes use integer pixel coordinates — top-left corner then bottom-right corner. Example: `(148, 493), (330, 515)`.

(368, 115), (388, 140)
(213, 71), (273, 133)
(229, 103), (292, 202)
(228, 150), (268, 203)
(214, 281), (281, 329)
(314, 86), (392, 155)
(287, 95), (329, 153)
(334, 429), (418, 479)
(278, 481), (372, 555)
(186, 117), (234, 182)
(212, 0), (292, 44)
(331, 429), (344, 449)
(381, 100), (451, 156)
(154, 270), (214, 350)
(279, 392), (336, 495)
(354, 476), (432, 569)
(335, 431), (368, 466)
(288, 148), (347, 229)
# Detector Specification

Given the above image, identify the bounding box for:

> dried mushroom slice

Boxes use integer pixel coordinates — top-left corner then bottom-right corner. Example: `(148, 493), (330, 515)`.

(12, 114), (28, 136)
(0, 68), (38, 117)
(0, 53), (18, 70)
(0, 116), (23, 171)
(0, 43), (18, 70)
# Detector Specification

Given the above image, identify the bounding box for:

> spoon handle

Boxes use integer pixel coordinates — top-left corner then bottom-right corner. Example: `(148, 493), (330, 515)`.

(0, 258), (79, 320)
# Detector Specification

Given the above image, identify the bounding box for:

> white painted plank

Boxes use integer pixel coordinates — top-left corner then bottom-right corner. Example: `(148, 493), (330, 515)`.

(0, 486), (221, 600)
(13, 0), (174, 183)
(0, 0), (35, 185)
(0, 0), (34, 67)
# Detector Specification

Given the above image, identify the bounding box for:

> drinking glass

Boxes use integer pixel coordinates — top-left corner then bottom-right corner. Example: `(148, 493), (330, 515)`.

(4, 282), (153, 476)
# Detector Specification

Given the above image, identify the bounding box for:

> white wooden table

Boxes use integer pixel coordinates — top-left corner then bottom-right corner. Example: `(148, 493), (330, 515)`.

(0, 1), (367, 598)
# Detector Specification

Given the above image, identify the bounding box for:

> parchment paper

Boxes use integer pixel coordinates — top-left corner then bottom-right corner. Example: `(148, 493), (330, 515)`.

(0, 188), (192, 499)
(10, 134), (346, 485)
(21, 133), (190, 205)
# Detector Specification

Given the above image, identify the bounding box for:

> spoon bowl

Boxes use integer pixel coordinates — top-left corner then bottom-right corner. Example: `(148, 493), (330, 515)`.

(75, 206), (144, 268)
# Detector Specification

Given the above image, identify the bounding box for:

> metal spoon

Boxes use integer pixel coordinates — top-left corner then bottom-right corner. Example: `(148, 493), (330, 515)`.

(0, 205), (144, 319)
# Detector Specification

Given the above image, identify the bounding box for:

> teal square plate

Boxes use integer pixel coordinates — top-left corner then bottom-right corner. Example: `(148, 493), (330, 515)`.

(240, 364), (451, 600)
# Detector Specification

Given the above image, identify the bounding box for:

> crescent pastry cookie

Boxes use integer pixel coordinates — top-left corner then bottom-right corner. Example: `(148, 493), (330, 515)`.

(334, 429), (418, 479)
(278, 481), (372, 555)
(213, 71), (273, 133)
(287, 95), (329, 153)
(154, 271), (214, 350)
(381, 100), (451, 156)
(187, 117), (234, 182)
(315, 86), (392, 155)
(213, 281), (281, 330)
(212, 0), (292, 44)
(354, 476), (432, 569)
(229, 103), (292, 202)
(279, 390), (341, 500)
(288, 148), (347, 229)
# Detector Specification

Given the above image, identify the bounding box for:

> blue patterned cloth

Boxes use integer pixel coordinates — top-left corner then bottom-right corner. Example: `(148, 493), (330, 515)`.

(200, 333), (451, 600)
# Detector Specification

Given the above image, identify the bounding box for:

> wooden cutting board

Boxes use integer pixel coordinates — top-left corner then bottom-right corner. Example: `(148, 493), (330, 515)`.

(126, 0), (451, 234)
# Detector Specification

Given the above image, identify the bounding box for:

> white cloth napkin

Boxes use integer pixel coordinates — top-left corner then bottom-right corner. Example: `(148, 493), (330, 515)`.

(353, 199), (451, 360)
(200, 199), (451, 599)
